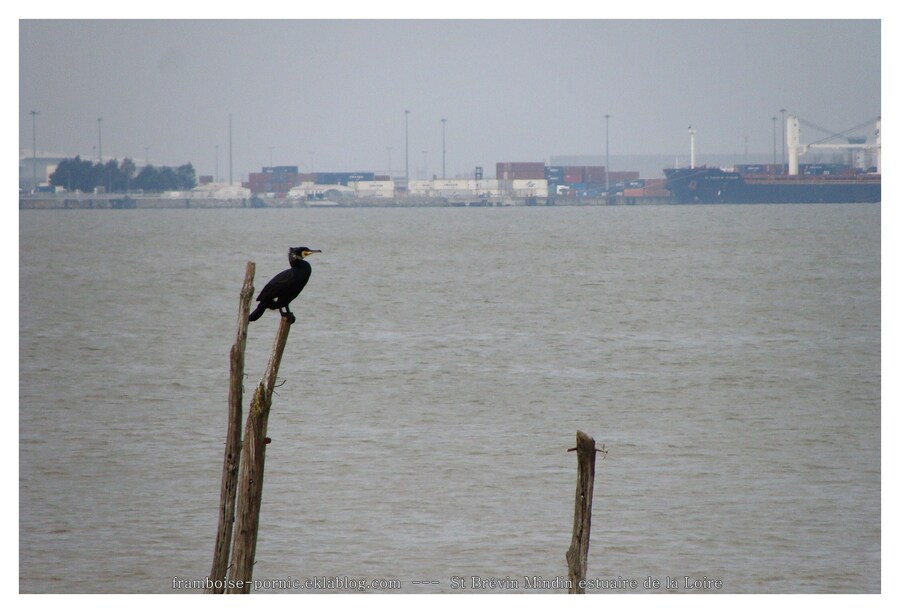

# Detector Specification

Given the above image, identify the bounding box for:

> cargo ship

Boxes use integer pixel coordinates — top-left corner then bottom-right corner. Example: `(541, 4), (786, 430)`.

(664, 115), (881, 204)
(663, 165), (881, 204)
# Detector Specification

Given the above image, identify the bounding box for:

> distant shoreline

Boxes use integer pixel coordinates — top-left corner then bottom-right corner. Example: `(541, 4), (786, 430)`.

(20, 194), (674, 209)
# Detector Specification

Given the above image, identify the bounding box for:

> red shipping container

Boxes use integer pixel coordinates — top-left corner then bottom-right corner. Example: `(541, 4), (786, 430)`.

(608, 171), (640, 182)
(564, 167), (583, 184)
(582, 166), (606, 183)
(497, 162), (545, 180)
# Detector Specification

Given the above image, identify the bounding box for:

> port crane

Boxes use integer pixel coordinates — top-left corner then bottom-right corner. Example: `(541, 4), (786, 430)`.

(787, 115), (880, 175)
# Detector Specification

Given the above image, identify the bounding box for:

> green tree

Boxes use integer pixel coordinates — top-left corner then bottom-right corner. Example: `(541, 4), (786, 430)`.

(176, 163), (196, 190)
(49, 156), (197, 193)
(117, 158), (137, 192)
(49, 156), (93, 192)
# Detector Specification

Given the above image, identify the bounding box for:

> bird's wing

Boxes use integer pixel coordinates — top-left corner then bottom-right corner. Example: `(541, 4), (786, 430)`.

(255, 268), (294, 302)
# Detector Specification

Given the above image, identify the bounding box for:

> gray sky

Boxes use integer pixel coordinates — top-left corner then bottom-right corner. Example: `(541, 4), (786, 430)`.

(18, 19), (881, 180)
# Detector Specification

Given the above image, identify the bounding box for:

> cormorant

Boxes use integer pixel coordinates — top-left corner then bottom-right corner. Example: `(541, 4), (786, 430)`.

(248, 246), (320, 324)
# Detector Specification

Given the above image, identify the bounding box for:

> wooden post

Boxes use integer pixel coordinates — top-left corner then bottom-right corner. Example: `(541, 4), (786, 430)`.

(565, 430), (597, 594)
(226, 315), (292, 593)
(207, 262), (255, 593)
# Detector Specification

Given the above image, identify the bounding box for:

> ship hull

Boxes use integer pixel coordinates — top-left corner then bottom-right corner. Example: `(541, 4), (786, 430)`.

(664, 167), (881, 204)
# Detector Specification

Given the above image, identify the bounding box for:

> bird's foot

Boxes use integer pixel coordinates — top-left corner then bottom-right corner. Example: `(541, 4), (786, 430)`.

(282, 312), (296, 325)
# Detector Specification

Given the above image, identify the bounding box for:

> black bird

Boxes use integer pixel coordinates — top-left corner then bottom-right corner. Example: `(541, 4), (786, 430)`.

(248, 246), (321, 324)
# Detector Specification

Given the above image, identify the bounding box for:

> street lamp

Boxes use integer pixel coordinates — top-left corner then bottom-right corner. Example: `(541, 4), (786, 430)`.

(772, 116), (778, 169)
(30, 110), (38, 193)
(604, 114), (611, 192)
(780, 108), (787, 173)
(404, 110), (411, 182)
(97, 117), (103, 162)
(441, 118), (447, 180)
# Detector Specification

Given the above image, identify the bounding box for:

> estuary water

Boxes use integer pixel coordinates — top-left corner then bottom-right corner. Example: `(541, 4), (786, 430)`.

(19, 204), (880, 593)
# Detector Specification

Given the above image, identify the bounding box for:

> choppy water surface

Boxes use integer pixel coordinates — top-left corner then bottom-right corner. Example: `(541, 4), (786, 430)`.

(19, 204), (880, 593)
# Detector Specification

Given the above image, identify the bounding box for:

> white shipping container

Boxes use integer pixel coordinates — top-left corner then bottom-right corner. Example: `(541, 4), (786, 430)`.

(351, 180), (395, 198)
(406, 178), (507, 198)
(511, 179), (549, 197)
(407, 180), (432, 195)
(474, 179), (501, 196)
(432, 179), (476, 191)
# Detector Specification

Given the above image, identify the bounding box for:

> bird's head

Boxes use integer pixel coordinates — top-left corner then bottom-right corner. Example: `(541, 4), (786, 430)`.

(289, 246), (321, 262)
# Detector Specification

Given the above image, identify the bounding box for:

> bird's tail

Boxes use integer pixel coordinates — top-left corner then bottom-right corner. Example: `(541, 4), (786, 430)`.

(248, 304), (266, 322)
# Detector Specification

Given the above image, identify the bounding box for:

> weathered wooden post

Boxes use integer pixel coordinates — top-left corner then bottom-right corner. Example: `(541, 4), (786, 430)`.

(207, 262), (255, 593)
(226, 314), (293, 593)
(565, 430), (597, 594)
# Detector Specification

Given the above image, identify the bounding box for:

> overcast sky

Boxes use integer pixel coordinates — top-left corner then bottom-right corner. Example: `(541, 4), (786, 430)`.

(18, 18), (881, 180)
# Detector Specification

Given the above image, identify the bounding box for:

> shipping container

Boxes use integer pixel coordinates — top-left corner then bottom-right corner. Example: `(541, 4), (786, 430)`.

(314, 172), (375, 185)
(802, 163), (851, 176)
(563, 167), (584, 184)
(608, 171), (640, 183)
(645, 188), (671, 197)
(262, 165), (300, 174)
(511, 179), (548, 188)
(497, 162), (545, 180)
(433, 179), (477, 191)
(351, 180), (395, 198)
(545, 166), (565, 181)
(581, 166), (607, 184)
(511, 179), (549, 197)
(407, 180), (431, 195)
(624, 187), (670, 198)
(475, 179), (501, 196)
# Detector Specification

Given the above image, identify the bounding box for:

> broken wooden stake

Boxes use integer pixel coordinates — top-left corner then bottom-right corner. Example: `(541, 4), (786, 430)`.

(565, 430), (597, 594)
(226, 314), (293, 593)
(207, 261), (255, 593)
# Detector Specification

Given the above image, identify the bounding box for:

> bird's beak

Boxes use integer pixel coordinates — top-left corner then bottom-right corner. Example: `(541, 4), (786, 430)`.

(304, 249), (321, 256)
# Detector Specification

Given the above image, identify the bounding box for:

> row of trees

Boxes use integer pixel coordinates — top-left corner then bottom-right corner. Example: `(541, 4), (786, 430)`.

(49, 156), (196, 193)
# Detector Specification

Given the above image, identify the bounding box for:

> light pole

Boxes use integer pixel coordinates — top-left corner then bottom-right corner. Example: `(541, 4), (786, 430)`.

(772, 116), (778, 169)
(604, 114), (611, 192)
(215, 145), (219, 182)
(30, 110), (38, 192)
(97, 117), (103, 162)
(386, 146), (392, 178)
(404, 110), (411, 182)
(780, 108), (786, 173)
(441, 118), (447, 180)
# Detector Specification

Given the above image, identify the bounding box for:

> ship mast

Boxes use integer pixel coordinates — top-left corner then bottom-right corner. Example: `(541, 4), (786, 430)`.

(688, 125), (696, 169)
